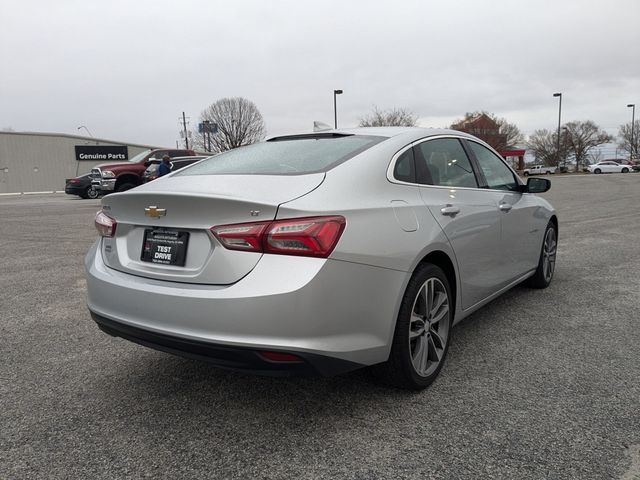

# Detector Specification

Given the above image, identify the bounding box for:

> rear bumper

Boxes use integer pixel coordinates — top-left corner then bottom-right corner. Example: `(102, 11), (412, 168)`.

(65, 186), (85, 195)
(91, 311), (362, 376)
(85, 240), (407, 374)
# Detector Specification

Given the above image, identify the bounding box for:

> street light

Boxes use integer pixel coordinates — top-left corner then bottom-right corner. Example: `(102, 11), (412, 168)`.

(553, 93), (562, 167)
(333, 89), (343, 129)
(77, 125), (93, 137)
(628, 104), (636, 160)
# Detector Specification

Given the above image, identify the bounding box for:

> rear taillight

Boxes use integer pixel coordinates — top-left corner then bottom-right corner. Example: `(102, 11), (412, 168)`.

(95, 211), (117, 237)
(211, 216), (345, 258)
(68, 179), (81, 185)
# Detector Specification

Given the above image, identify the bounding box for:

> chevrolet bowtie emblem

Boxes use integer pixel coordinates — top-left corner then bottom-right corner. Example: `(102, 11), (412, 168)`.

(145, 206), (167, 218)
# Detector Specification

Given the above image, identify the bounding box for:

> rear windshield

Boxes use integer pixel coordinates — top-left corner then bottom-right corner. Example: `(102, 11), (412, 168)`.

(175, 135), (384, 176)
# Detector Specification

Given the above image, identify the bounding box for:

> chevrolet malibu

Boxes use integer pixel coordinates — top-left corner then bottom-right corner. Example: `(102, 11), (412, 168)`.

(86, 127), (557, 390)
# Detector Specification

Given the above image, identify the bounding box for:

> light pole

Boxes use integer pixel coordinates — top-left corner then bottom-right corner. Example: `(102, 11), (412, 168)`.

(333, 89), (343, 129)
(628, 104), (636, 160)
(553, 93), (562, 167)
(77, 125), (93, 137)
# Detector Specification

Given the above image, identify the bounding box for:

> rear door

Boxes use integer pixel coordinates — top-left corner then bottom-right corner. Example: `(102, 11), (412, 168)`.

(411, 137), (504, 309)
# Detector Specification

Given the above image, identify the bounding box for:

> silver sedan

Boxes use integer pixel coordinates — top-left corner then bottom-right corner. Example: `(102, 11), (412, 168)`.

(86, 127), (557, 389)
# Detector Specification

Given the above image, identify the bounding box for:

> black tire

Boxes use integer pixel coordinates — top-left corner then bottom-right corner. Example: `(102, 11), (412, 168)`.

(85, 186), (100, 199)
(594, 168), (601, 174)
(374, 263), (453, 390)
(525, 222), (557, 289)
(115, 182), (136, 193)
(523, 172), (529, 176)
(545, 171), (550, 175)
(622, 168), (629, 173)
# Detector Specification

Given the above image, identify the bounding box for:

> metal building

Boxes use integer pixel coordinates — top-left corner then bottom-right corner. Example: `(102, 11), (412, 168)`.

(0, 131), (158, 194)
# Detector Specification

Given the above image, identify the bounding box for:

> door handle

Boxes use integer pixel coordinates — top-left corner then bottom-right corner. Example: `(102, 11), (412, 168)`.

(499, 203), (513, 212)
(440, 205), (460, 216)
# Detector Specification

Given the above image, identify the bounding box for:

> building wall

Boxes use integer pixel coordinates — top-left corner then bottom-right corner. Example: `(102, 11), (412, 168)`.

(0, 132), (158, 194)
(451, 114), (508, 151)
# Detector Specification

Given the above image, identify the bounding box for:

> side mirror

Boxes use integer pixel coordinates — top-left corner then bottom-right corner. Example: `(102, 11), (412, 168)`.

(525, 177), (551, 193)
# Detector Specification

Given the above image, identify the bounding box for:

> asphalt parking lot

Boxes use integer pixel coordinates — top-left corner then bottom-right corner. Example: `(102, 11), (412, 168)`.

(1, 174), (639, 480)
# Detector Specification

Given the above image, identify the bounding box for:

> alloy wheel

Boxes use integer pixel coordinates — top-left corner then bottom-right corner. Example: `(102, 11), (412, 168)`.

(409, 277), (450, 377)
(87, 186), (100, 199)
(542, 227), (557, 282)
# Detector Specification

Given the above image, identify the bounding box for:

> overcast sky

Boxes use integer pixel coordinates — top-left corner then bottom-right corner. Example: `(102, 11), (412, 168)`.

(2, 0), (638, 156)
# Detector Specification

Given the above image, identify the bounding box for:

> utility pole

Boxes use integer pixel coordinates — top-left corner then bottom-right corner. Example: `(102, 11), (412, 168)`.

(182, 112), (189, 149)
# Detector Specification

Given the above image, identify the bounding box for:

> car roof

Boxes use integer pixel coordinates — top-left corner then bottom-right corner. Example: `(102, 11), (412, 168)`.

(267, 127), (479, 144)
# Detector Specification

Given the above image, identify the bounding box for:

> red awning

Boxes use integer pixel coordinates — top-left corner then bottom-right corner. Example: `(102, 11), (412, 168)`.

(499, 149), (526, 157)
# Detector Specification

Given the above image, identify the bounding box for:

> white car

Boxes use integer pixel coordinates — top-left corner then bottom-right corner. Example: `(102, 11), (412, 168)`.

(523, 165), (556, 176)
(587, 161), (632, 174)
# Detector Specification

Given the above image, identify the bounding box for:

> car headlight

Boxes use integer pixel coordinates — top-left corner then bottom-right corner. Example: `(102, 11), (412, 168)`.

(101, 170), (116, 179)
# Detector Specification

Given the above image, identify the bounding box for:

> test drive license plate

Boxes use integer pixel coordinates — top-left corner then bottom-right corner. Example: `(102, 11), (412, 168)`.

(141, 229), (189, 266)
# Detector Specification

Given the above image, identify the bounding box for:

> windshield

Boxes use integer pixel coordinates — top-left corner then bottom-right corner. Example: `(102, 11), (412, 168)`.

(176, 135), (383, 176)
(128, 149), (152, 163)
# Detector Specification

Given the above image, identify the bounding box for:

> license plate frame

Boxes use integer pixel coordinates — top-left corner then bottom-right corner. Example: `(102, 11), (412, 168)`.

(140, 228), (189, 266)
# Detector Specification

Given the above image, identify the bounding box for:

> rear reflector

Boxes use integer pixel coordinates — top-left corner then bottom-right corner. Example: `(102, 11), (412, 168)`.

(211, 216), (345, 258)
(95, 211), (117, 237)
(259, 351), (304, 363)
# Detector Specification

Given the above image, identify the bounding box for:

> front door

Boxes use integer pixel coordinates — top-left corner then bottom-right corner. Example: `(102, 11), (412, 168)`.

(465, 140), (543, 284)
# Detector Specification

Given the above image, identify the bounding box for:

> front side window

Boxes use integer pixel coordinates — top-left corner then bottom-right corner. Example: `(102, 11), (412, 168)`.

(468, 141), (519, 191)
(176, 135), (384, 175)
(414, 138), (478, 188)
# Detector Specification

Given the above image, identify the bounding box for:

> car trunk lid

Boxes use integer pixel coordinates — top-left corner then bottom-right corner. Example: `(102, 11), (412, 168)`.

(99, 174), (325, 284)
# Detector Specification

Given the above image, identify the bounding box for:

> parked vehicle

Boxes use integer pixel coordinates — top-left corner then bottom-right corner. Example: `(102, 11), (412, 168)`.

(142, 155), (208, 183)
(90, 148), (196, 194)
(587, 161), (632, 174)
(86, 128), (557, 390)
(523, 165), (556, 176)
(65, 173), (100, 199)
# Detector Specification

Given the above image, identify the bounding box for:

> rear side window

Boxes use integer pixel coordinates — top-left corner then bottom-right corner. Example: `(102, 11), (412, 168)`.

(393, 148), (415, 183)
(177, 135), (384, 175)
(414, 138), (478, 188)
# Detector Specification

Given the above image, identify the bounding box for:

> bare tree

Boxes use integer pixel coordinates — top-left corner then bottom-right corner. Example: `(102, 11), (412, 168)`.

(495, 117), (524, 148)
(617, 120), (640, 160)
(563, 121), (612, 172)
(451, 111), (524, 149)
(359, 106), (417, 127)
(526, 129), (570, 167)
(193, 97), (266, 153)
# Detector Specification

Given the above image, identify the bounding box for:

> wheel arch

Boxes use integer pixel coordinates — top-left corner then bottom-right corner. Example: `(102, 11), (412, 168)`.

(115, 174), (141, 188)
(414, 250), (457, 315)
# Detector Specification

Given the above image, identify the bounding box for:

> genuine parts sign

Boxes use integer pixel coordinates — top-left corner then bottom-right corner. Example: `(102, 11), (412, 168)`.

(75, 145), (128, 161)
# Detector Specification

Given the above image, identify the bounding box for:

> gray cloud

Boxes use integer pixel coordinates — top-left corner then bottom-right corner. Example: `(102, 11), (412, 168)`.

(2, 0), (638, 146)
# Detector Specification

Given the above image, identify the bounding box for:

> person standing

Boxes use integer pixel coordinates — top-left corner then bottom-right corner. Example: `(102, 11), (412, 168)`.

(158, 155), (172, 177)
